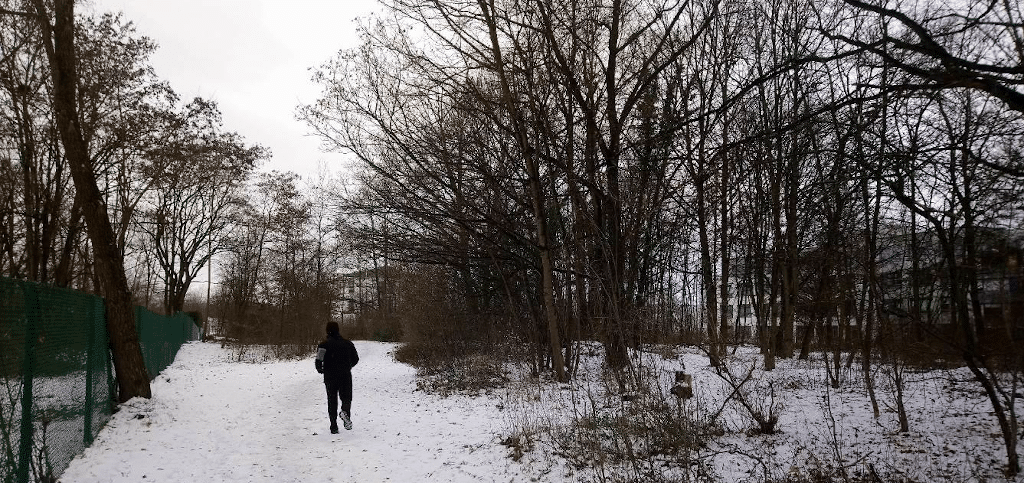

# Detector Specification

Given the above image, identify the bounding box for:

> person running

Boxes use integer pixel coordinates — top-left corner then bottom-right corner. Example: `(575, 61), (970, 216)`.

(315, 321), (359, 434)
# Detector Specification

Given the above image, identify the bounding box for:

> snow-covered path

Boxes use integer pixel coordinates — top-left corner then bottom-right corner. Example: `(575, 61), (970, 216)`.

(61, 341), (533, 483)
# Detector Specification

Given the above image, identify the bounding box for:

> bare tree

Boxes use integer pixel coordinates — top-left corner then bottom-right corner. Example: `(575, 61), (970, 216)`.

(139, 99), (264, 314)
(832, 0), (1024, 115)
(860, 82), (1024, 475)
(218, 171), (309, 343)
(26, 0), (150, 401)
(0, 9), (161, 287)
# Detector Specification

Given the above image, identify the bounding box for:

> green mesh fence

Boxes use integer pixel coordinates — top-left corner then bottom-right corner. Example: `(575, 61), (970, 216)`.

(0, 278), (202, 483)
(0, 278), (111, 483)
(135, 306), (202, 380)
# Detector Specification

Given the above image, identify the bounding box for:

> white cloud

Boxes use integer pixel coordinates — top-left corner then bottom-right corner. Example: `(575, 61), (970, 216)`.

(85, 0), (380, 179)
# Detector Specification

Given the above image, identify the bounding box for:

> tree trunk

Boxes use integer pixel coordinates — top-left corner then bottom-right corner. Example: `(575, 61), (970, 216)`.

(478, 0), (565, 381)
(861, 164), (881, 418)
(696, 180), (720, 365)
(952, 246), (1020, 474)
(780, 166), (798, 358)
(31, 0), (151, 402)
(54, 196), (83, 288)
(599, 0), (632, 375)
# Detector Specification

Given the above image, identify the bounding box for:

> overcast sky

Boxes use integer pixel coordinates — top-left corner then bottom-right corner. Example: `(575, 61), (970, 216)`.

(85, 0), (380, 179)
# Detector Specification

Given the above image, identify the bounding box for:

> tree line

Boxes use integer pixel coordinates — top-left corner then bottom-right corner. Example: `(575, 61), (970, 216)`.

(0, 1), (270, 400)
(300, 0), (1024, 473)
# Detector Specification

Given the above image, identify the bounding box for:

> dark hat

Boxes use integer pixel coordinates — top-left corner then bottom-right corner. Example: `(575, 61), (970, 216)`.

(326, 321), (340, 336)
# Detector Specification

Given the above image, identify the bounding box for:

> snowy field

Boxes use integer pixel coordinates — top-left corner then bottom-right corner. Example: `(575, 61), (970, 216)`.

(1, 370), (109, 479)
(500, 344), (1024, 482)
(60, 341), (1021, 482)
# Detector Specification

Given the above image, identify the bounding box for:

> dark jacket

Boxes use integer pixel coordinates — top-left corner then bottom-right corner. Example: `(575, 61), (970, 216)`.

(316, 335), (359, 380)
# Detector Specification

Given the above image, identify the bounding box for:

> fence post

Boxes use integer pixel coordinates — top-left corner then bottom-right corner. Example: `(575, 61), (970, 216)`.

(17, 282), (40, 483)
(83, 296), (100, 446)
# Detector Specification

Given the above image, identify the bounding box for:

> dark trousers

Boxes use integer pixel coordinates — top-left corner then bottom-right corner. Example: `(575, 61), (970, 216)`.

(324, 372), (353, 424)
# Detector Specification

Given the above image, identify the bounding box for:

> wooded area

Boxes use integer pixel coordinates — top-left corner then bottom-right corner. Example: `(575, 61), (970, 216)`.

(298, 0), (1024, 474)
(2, 0), (1023, 476)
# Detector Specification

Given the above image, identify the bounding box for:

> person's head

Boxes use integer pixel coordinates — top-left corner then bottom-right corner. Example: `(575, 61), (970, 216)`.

(326, 321), (340, 337)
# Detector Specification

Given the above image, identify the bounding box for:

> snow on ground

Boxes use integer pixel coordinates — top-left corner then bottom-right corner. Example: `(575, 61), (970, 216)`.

(61, 341), (1023, 483)
(500, 344), (1024, 482)
(61, 341), (538, 483)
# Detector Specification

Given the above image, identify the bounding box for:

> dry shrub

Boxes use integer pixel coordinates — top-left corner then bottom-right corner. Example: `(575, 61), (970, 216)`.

(708, 354), (785, 435)
(773, 462), (907, 483)
(395, 340), (512, 396)
(225, 342), (314, 363)
(546, 374), (723, 483)
(388, 264), (523, 396)
(500, 430), (536, 462)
